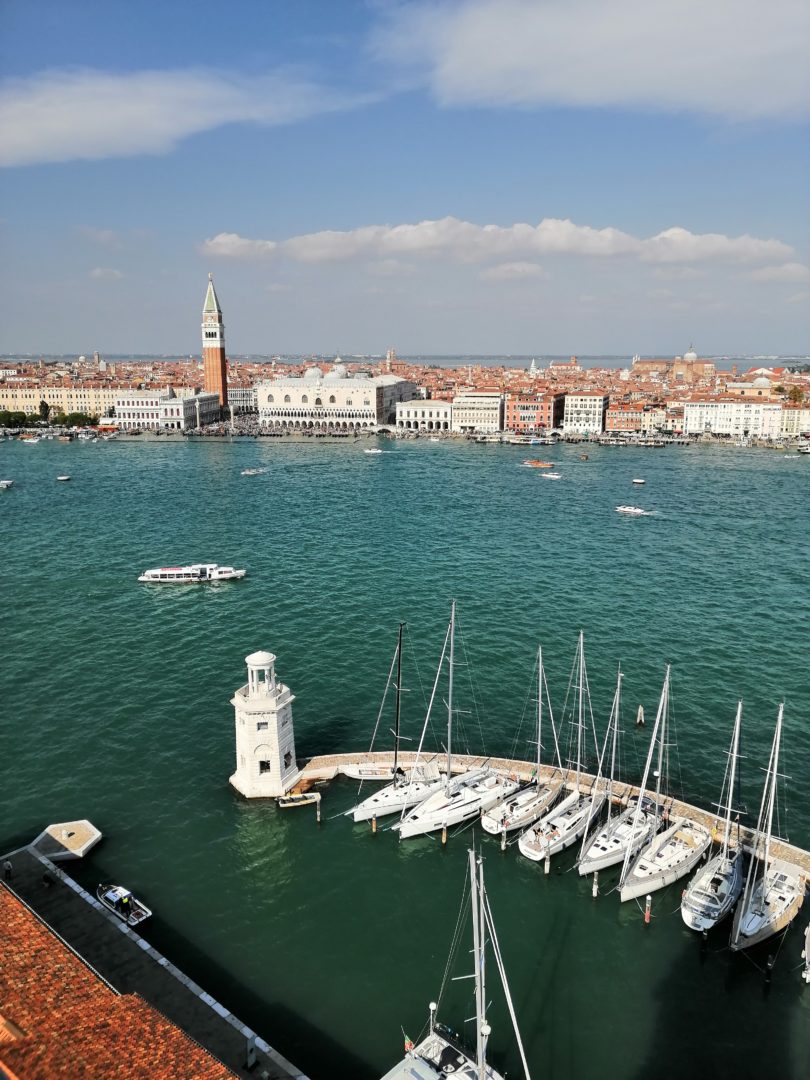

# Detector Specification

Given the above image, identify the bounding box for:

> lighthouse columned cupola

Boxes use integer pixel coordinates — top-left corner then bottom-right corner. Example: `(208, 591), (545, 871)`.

(230, 649), (300, 798)
(201, 272), (228, 408)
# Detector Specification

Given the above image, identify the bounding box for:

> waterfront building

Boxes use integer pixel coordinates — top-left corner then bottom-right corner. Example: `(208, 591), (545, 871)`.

(503, 391), (565, 433)
(0, 383), (121, 417)
(451, 391), (504, 433)
(781, 404), (810, 438)
(114, 388), (220, 431)
(563, 391), (609, 435)
(226, 385), (257, 413)
(605, 403), (644, 433)
(683, 398), (784, 439)
(395, 399), (452, 431)
(230, 651), (299, 799)
(256, 365), (416, 431)
(202, 274), (228, 409)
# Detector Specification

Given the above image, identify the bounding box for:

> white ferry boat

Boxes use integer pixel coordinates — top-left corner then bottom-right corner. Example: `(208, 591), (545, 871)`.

(138, 563), (246, 583)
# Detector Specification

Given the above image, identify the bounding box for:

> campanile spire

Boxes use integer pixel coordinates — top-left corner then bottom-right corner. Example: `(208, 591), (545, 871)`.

(201, 272), (228, 407)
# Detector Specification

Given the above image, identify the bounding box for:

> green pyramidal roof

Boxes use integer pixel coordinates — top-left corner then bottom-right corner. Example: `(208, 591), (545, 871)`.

(203, 273), (222, 315)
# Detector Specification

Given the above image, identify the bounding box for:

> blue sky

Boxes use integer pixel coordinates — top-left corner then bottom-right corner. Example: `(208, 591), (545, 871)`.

(1, 0), (808, 356)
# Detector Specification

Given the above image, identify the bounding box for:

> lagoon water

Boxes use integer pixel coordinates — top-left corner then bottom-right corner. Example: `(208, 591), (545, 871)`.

(1, 435), (809, 1079)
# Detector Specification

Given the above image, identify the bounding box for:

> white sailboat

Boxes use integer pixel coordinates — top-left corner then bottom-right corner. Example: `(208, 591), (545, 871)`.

(351, 621), (446, 822)
(681, 701), (745, 931)
(577, 669), (658, 876)
(730, 705), (806, 951)
(518, 632), (606, 862)
(379, 849), (532, 1080)
(481, 645), (564, 836)
(619, 666), (712, 903)
(396, 603), (519, 840)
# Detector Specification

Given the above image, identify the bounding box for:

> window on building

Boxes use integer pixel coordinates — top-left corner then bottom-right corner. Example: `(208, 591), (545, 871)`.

(284, 394), (291, 403)
(267, 394), (274, 403)
(257, 721), (268, 731)
(283, 751), (293, 769)
(302, 395), (309, 404)
(259, 760), (271, 774)
(329, 395), (336, 404)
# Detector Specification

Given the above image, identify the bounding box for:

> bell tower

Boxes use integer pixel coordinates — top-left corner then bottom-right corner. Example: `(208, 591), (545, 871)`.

(202, 272), (228, 408)
(230, 650), (299, 798)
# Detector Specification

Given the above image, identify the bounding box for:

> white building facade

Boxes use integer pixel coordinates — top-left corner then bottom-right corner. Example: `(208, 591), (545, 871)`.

(114, 389), (221, 431)
(256, 365), (417, 431)
(781, 405), (810, 438)
(683, 399), (783, 439)
(395, 400), (452, 431)
(230, 650), (299, 799)
(562, 392), (609, 435)
(450, 392), (503, 433)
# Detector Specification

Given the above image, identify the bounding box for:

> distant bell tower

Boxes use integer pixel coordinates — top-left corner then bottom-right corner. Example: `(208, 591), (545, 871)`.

(229, 650), (299, 798)
(202, 272), (228, 408)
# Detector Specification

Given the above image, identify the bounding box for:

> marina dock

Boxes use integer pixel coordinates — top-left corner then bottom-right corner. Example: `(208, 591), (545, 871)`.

(299, 751), (810, 882)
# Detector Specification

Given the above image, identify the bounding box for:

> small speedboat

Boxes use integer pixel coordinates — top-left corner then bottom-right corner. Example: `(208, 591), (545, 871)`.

(615, 505), (648, 516)
(522, 459), (554, 468)
(363, 448), (383, 455)
(541, 472), (561, 480)
(240, 467), (268, 476)
(57, 475), (71, 482)
(96, 883), (151, 926)
(278, 791), (321, 809)
(0, 479), (13, 489)
(632, 478), (646, 485)
(138, 563), (246, 583)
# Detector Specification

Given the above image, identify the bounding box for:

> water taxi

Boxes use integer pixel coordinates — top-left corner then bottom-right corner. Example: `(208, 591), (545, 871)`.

(521, 459), (554, 468)
(96, 883), (151, 927)
(138, 563), (246, 583)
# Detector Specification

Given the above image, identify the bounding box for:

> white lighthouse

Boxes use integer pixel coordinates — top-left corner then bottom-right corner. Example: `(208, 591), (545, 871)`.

(229, 650), (299, 799)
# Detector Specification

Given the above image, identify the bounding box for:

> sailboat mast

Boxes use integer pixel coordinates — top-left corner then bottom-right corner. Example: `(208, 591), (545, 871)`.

(576, 631), (584, 789)
(762, 704), (783, 873)
(608, 670), (622, 812)
(393, 622), (404, 780)
(721, 701), (742, 856)
(446, 601), (456, 794)
(469, 850), (488, 1080)
(654, 666), (670, 811)
(536, 645), (543, 781)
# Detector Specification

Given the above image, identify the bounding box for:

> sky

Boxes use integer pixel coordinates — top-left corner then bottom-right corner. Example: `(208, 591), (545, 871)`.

(1, 0), (809, 357)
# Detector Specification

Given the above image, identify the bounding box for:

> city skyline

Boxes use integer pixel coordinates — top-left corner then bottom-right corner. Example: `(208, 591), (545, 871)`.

(2, 0), (808, 355)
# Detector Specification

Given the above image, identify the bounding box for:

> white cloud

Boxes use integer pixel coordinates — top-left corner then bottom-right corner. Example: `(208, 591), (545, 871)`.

(88, 267), (123, 280)
(749, 262), (810, 282)
(76, 226), (121, 247)
(371, 0), (810, 120)
(368, 258), (417, 276)
(0, 68), (370, 167)
(201, 216), (793, 266)
(480, 261), (547, 280)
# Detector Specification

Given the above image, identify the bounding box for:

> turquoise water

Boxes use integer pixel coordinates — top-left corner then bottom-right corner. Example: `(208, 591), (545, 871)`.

(1, 436), (809, 1079)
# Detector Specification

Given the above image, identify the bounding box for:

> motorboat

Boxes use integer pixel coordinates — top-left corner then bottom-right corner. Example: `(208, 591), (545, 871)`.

(615, 505), (649, 515)
(0, 479), (13, 489)
(378, 851), (530, 1080)
(138, 563), (246, 583)
(56, 475), (71, 482)
(241, 467), (268, 476)
(632, 478), (646, 485)
(521, 459), (554, 468)
(541, 472), (562, 480)
(364, 448), (383, 454)
(96, 883), (151, 927)
(681, 703), (745, 932)
(278, 791), (321, 809)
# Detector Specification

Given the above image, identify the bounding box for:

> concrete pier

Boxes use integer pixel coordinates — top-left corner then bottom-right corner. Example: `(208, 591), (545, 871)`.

(299, 750), (810, 883)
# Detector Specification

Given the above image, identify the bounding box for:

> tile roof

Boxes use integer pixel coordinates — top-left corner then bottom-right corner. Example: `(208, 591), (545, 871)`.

(0, 887), (235, 1080)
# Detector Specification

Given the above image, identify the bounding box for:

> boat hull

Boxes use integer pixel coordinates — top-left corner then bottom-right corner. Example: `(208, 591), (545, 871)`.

(680, 851), (744, 932)
(730, 859), (806, 950)
(577, 804), (657, 876)
(397, 771), (519, 839)
(518, 791), (605, 861)
(352, 777), (446, 823)
(619, 817), (712, 903)
(480, 779), (564, 835)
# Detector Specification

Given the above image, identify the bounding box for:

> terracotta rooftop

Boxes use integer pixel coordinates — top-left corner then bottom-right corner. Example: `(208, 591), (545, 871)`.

(0, 886), (235, 1080)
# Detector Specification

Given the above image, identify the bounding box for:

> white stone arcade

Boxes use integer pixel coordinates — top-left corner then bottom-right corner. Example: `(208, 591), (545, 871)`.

(229, 650), (299, 799)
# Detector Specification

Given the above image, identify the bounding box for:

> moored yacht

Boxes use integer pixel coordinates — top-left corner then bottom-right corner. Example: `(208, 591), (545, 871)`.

(138, 563), (246, 583)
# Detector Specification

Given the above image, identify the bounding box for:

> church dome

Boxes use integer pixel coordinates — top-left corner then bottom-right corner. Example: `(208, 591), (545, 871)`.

(752, 376), (771, 388)
(327, 363), (348, 379)
(304, 366), (323, 380)
(683, 344), (698, 361)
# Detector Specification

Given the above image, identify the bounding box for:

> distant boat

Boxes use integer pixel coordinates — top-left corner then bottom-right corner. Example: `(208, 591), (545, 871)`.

(522, 459), (554, 468)
(632, 478), (646, 485)
(364, 448), (383, 455)
(56, 475), (71, 482)
(615, 505), (649, 516)
(0, 479), (13, 490)
(138, 563), (246, 583)
(96, 883), (151, 927)
(278, 791), (321, 809)
(241, 467), (268, 476)
(541, 472), (562, 480)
